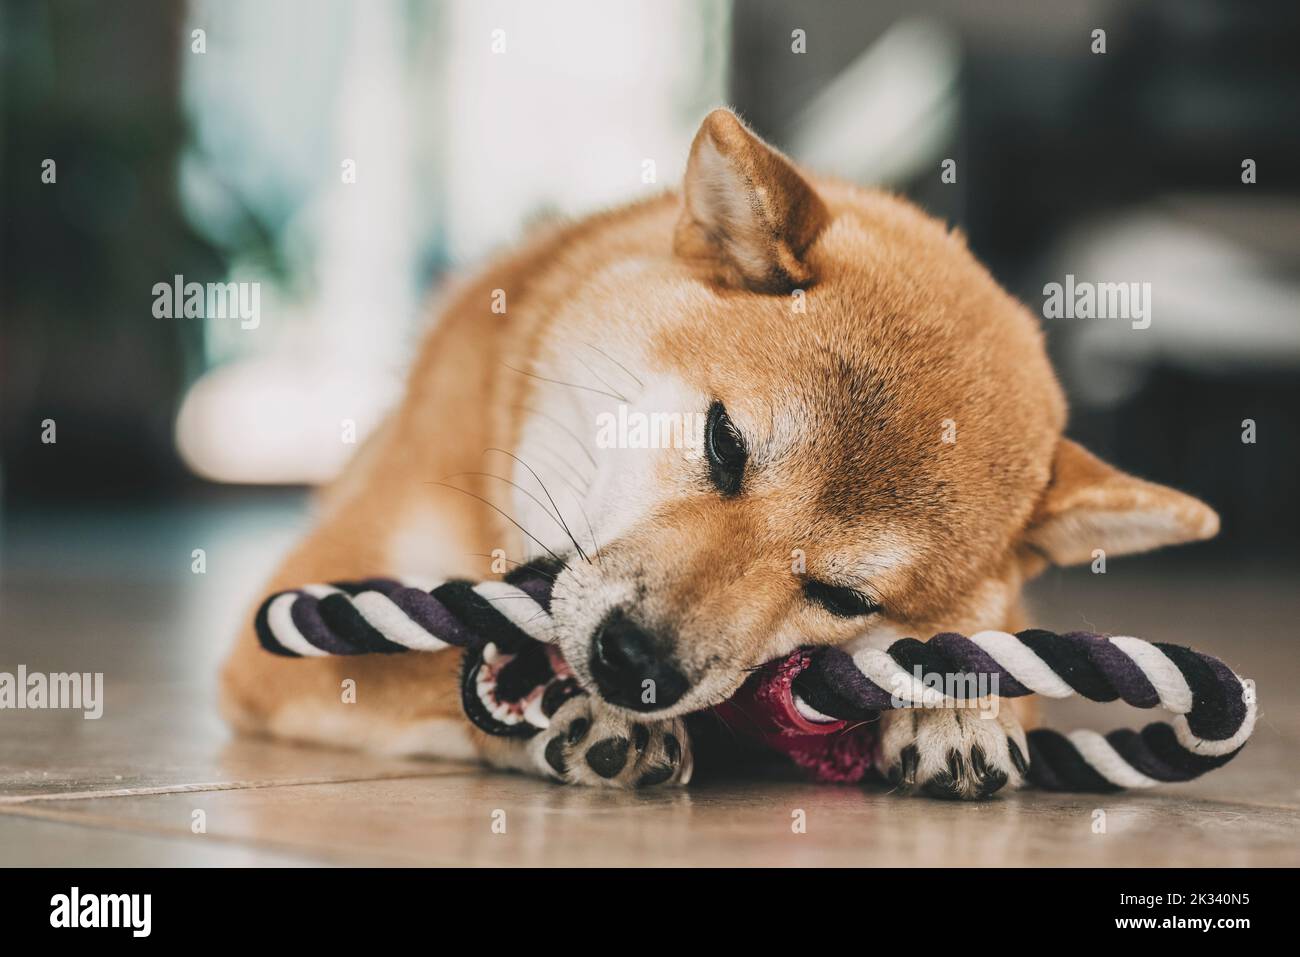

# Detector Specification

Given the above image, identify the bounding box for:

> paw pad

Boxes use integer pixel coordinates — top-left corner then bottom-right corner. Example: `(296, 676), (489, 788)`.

(585, 737), (630, 778)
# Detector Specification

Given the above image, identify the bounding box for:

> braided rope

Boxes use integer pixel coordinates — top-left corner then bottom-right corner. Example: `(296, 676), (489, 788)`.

(255, 574), (554, 657)
(254, 569), (1255, 792)
(792, 632), (1256, 791)
(253, 568), (578, 738)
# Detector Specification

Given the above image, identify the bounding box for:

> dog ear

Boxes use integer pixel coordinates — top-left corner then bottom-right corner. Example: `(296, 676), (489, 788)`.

(673, 108), (829, 292)
(1023, 438), (1219, 566)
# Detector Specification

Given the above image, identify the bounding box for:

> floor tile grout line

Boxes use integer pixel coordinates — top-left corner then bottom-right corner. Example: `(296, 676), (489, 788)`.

(4, 775), (1299, 814)
(4, 775), (1298, 816)
(0, 770), (455, 806)
(0, 803), (374, 866)
(0, 802), (425, 867)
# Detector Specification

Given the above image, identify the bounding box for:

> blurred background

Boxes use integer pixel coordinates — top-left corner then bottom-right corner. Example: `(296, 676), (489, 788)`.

(2, 0), (1298, 689)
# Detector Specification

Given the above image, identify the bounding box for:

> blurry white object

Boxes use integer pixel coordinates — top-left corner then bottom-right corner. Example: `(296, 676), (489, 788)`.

(1049, 199), (1300, 407)
(176, 0), (727, 484)
(787, 17), (961, 187)
(175, 355), (401, 485)
(443, 0), (727, 262)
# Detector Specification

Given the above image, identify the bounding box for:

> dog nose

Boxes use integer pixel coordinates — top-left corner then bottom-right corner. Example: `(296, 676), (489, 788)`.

(589, 610), (688, 711)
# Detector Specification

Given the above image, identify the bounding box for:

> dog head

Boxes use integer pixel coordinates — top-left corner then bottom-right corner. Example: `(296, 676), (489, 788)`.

(531, 110), (1217, 717)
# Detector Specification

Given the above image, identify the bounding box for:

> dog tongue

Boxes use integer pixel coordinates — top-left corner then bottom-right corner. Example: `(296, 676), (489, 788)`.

(713, 650), (881, 783)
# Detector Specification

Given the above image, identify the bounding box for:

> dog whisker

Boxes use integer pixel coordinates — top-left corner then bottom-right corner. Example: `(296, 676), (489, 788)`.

(485, 448), (590, 564)
(580, 340), (644, 391)
(507, 451), (601, 561)
(573, 353), (626, 404)
(501, 362), (626, 403)
(571, 495), (601, 565)
(513, 404), (597, 469)
(426, 480), (569, 571)
(525, 444), (593, 494)
(466, 553), (559, 582)
(446, 470), (579, 556)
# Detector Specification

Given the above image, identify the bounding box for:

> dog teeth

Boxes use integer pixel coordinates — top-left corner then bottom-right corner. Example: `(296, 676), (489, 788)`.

(523, 694), (550, 730)
(493, 703), (519, 724)
(474, 651), (531, 726)
(476, 675), (498, 711)
(793, 694), (838, 724)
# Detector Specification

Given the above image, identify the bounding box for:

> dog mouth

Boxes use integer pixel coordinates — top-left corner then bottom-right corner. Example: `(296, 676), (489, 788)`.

(461, 640), (583, 737)
(479, 643), (571, 725)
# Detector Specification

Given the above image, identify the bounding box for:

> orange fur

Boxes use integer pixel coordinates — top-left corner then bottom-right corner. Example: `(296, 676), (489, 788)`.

(221, 110), (1216, 770)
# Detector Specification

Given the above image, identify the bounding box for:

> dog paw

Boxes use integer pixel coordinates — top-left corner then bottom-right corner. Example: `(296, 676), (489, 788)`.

(878, 703), (1029, 801)
(528, 695), (693, 789)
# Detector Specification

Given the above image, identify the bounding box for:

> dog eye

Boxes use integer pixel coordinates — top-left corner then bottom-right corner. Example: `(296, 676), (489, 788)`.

(705, 401), (747, 496)
(804, 580), (880, 618)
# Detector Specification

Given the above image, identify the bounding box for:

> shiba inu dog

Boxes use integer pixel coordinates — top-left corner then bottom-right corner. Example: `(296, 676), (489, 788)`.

(221, 109), (1217, 798)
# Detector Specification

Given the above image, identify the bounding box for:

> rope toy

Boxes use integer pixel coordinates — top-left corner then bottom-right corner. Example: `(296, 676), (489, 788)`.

(255, 563), (1256, 793)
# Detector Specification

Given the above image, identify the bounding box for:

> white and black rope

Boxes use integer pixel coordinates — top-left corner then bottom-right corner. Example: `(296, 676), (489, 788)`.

(790, 630), (1256, 791)
(255, 568), (1256, 792)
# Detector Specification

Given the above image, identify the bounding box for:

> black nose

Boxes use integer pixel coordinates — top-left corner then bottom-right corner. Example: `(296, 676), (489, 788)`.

(589, 610), (689, 711)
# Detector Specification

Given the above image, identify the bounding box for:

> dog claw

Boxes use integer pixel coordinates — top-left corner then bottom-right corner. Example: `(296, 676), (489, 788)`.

(636, 764), (675, 787)
(1008, 737), (1029, 776)
(888, 744), (921, 790)
(922, 771), (964, 800)
(878, 708), (1026, 801)
(566, 717), (590, 745)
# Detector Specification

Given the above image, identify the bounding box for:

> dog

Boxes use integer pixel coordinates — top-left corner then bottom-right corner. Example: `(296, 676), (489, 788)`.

(221, 109), (1217, 798)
